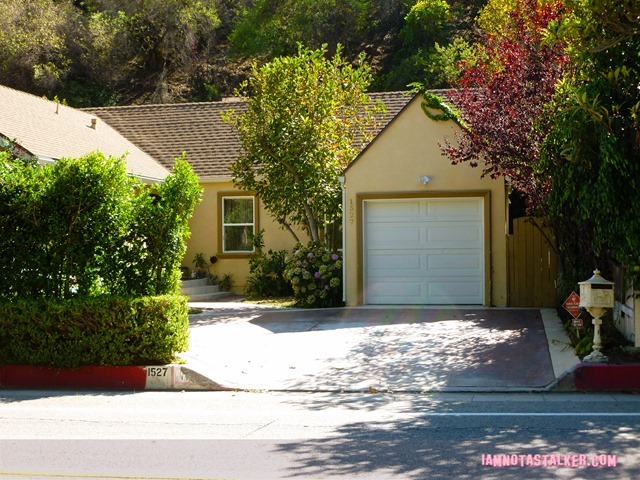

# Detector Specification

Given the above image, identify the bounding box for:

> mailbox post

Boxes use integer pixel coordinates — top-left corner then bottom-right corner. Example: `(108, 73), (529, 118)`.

(579, 269), (614, 363)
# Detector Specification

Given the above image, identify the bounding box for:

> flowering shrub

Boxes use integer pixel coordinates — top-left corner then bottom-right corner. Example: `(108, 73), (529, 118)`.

(284, 242), (343, 308)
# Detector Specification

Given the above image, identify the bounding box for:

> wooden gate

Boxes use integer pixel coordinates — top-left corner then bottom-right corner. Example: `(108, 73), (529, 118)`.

(507, 217), (558, 307)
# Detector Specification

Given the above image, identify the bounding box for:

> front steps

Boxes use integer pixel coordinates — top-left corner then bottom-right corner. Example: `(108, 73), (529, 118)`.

(180, 277), (231, 302)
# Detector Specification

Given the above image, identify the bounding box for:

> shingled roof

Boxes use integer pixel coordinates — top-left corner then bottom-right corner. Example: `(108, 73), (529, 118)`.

(85, 91), (416, 179)
(0, 85), (169, 182)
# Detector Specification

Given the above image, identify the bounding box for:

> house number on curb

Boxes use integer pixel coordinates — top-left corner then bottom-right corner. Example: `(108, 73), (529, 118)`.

(146, 367), (168, 377)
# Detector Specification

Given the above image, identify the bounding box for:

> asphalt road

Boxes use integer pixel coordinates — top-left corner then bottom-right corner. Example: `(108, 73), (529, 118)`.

(0, 390), (639, 479)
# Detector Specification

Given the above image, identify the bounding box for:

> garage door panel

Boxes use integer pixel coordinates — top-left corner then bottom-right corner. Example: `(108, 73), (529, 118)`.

(367, 223), (483, 250)
(426, 224), (483, 248)
(364, 197), (485, 305)
(367, 280), (424, 301)
(366, 223), (425, 248)
(428, 199), (483, 220)
(366, 201), (422, 221)
(367, 282), (425, 304)
(428, 253), (482, 273)
(367, 278), (482, 305)
(368, 252), (425, 275)
(427, 281), (483, 303)
(368, 251), (481, 277)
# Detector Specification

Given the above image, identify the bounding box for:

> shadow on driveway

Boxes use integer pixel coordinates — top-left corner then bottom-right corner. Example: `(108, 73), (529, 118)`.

(184, 307), (555, 391)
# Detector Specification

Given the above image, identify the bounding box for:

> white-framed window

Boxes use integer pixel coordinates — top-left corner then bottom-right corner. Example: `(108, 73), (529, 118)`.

(221, 196), (255, 253)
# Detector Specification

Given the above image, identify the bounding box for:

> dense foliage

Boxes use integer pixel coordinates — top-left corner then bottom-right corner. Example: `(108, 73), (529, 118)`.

(284, 243), (343, 308)
(424, 0), (640, 287)
(435, 0), (569, 208)
(0, 148), (200, 366)
(223, 45), (380, 245)
(245, 231), (293, 298)
(0, 0), (489, 105)
(0, 295), (189, 367)
(0, 151), (202, 299)
(539, 0), (640, 278)
(229, 0), (373, 58)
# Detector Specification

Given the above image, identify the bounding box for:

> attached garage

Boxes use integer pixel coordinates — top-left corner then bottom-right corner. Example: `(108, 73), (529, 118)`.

(363, 196), (486, 304)
(343, 92), (508, 307)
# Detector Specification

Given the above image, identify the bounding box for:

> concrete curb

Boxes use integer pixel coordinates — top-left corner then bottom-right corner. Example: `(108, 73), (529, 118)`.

(0, 365), (232, 391)
(3, 362), (640, 392)
(2, 307), (638, 392)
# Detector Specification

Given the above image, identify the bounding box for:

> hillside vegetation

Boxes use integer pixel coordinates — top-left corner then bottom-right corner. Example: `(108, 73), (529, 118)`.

(0, 0), (486, 106)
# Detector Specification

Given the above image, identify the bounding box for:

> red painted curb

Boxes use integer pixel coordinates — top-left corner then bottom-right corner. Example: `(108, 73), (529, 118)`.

(0, 365), (147, 390)
(574, 364), (640, 390)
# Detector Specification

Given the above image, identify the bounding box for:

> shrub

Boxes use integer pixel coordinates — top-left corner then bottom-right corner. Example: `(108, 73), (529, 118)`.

(284, 242), (342, 308)
(0, 295), (189, 368)
(246, 231), (293, 297)
(218, 273), (234, 292)
(0, 151), (202, 300)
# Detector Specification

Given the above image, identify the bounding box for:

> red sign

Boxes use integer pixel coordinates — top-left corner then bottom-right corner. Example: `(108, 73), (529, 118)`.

(563, 291), (581, 319)
(572, 318), (584, 329)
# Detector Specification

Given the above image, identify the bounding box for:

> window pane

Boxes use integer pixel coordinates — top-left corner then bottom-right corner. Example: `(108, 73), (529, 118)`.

(224, 226), (253, 252)
(224, 198), (253, 224)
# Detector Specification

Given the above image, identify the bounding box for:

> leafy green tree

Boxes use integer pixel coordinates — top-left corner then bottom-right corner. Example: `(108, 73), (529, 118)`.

(538, 0), (640, 277)
(122, 156), (203, 296)
(0, 151), (201, 299)
(81, 0), (221, 103)
(400, 0), (451, 47)
(0, 0), (81, 94)
(477, 0), (528, 36)
(0, 144), (45, 298)
(229, 0), (372, 58)
(0, 152), (133, 298)
(223, 45), (381, 246)
(380, 0), (452, 89)
(378, 0), (487, 90)
(432, 0), (568, 208)
(424, 37), (485, 87)
(41, 153), (134, 298)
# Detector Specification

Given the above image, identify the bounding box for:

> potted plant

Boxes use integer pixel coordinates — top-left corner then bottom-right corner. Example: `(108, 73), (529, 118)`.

(191, 253), (209, 279)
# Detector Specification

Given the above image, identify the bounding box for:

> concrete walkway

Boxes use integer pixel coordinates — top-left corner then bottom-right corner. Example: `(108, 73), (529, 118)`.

(181, 304), (580, 392)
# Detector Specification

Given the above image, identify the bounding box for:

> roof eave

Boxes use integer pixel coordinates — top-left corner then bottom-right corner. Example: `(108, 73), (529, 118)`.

(197, 175), (234, 183)
(344, 91), (419, 175)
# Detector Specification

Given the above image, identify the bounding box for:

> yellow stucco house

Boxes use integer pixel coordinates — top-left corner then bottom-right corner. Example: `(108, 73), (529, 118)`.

(0, 86), (526, 309)
(4, 84), (637, 344)
(85, 92), (414, 294)
(342, 93), (508, 307)
(87, 91), (510, 306)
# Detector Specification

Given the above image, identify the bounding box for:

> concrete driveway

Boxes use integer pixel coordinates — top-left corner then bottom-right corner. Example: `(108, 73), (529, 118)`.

(181, 304), (579, 392)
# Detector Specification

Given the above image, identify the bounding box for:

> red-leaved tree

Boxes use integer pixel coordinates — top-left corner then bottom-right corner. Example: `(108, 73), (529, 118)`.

(442, 0), (570, 210)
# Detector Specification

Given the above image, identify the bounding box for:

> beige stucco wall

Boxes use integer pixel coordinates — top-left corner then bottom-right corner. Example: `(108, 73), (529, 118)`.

(343, 96), (508, 306)
(184, 180), (307, 293)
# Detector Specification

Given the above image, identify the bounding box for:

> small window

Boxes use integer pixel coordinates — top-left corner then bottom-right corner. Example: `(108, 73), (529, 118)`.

(222, 196), (255, 253)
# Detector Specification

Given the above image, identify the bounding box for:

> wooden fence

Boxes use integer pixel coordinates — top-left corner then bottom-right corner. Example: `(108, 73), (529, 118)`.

(507, 217), (558, 307)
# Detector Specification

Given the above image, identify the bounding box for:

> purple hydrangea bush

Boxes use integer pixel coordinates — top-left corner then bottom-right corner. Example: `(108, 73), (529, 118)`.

(284, 242), (343, 308)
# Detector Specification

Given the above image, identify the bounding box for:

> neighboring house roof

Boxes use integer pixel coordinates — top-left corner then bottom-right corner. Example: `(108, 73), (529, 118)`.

(84, 91), (416, 180)
(0, 85), (169, 182)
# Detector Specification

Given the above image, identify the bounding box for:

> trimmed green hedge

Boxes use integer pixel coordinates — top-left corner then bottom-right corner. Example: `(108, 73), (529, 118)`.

(0, 295), (189, 368)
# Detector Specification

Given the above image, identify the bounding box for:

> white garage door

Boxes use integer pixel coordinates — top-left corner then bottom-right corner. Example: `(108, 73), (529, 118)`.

(364, 197), (484, 304)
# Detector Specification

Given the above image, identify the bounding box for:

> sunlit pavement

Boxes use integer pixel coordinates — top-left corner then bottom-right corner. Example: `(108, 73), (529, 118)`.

(181, 304), (578, 392)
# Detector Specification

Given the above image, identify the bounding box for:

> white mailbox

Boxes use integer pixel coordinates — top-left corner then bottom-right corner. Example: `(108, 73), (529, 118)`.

(579, 269), (614, 309)
(578, 269), (614, 363)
